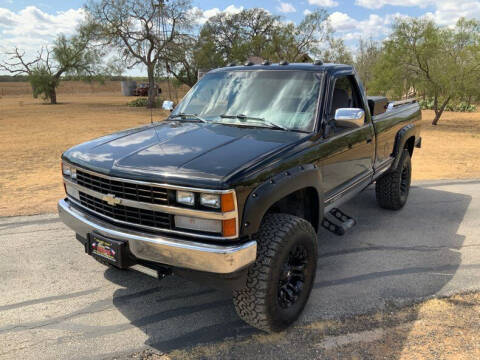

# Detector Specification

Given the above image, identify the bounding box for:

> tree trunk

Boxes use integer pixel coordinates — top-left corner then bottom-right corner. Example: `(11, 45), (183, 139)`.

(147, 65), (156, 108)
(432, 96), (451, 126)
(50, 88), (57, 104)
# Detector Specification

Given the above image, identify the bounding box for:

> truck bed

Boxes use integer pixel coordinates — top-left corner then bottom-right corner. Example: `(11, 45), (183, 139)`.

(371, 99), (421, 169)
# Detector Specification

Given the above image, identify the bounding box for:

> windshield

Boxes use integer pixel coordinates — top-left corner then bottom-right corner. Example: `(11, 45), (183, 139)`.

(172, 70), (322, 132)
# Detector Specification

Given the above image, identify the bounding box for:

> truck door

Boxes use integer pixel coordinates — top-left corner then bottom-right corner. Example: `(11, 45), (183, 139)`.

(321, 74), (375, 201)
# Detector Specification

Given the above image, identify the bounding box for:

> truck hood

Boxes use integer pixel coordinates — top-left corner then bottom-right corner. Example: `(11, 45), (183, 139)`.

(63, 120), (307, 186)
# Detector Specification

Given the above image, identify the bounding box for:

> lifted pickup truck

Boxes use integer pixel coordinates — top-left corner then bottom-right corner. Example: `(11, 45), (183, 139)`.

(59, 62), (421, 332)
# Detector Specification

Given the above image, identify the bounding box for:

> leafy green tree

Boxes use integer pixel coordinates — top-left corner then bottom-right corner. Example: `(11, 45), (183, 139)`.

(195, 8), (279, 69)
(269, 9), (332, 62)
(371, 17), (480, 125)
(322, 38), (353, 65)
(162, 34), (201, 87)
(0, 28), (101, 104)
(449, 18), (480, 109)
(165, 8), (341, 86)
(193, 8), (333, 70)
(355, 38), (382, 92)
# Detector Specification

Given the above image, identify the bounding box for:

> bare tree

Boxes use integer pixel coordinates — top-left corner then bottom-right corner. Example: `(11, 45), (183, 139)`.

(0, 48), (41, 77)
(86, 0), (194, 107)
(0, 28), (101, 104)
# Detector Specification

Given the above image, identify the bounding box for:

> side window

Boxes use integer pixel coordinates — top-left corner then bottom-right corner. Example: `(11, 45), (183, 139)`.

(329, 75), (365, 130)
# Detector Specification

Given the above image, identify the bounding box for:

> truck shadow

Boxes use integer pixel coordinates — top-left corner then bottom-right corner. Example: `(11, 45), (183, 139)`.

(104, 183), (472, 357)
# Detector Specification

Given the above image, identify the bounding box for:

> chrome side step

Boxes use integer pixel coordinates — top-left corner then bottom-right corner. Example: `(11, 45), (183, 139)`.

(322, 208), (356, 236)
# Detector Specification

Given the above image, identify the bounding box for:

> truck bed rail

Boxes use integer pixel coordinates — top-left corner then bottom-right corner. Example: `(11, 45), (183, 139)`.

(386, 98), (417, 111)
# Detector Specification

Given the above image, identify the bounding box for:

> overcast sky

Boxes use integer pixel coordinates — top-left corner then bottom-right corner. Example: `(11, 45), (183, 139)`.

(1, 0), (479, 76)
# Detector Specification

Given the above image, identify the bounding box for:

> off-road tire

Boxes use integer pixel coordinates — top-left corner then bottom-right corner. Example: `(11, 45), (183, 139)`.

(376, 149), (412, 210)
(232, 213), (318, 332)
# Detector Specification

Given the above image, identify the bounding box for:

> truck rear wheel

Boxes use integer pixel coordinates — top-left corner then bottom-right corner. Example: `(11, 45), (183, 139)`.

(376, 149), (411, 210)
(232, 213), (318, 332)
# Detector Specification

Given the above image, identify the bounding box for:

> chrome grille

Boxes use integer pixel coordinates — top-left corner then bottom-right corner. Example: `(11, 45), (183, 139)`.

(79, 192), (171, 229)
(76, 170), (169, 205)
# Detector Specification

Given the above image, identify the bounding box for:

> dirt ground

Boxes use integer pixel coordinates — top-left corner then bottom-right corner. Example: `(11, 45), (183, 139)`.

(133, 292), (477, 360)
(1, 90), (480, 216)
(0, 93), (170, 216)
(414, 110), (480, 180)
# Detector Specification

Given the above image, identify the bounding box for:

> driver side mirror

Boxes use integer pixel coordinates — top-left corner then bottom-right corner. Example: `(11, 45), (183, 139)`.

(162, 100), (174, 112)
(334, 108), (365, 128)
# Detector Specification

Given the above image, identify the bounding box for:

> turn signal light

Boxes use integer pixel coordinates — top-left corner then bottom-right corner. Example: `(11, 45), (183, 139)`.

(222, 218), (236, 237)
(221, 193), (235, 212)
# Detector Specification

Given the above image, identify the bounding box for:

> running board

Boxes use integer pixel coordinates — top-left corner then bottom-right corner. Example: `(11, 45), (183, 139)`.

(322, 208), (356, 236)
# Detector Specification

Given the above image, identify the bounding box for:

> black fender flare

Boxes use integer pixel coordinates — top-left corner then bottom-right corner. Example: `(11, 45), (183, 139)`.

(392, 124), (417, 169)
(240, 164), (323, 236)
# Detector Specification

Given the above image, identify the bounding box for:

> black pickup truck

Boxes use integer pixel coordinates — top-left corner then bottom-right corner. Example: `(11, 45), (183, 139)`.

(59, 62), (421, 332)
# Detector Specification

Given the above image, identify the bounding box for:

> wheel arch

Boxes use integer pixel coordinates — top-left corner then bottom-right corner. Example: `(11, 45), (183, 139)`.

(404, 136), (415, 157)
(240, 164), (323, 236)
(392, 124), (418, 169)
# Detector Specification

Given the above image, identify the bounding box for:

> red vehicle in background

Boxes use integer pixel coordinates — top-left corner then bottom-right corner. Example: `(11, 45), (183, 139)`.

(134, 83), (162, 96)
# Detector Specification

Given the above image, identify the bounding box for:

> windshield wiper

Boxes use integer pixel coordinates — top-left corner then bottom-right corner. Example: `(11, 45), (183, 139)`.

(219, 113), (237, 119)
(219, 113), (288, 131)
(261, 121), (288, 131)
(168, 113), (207, 123)
(220, 113), (264, 121)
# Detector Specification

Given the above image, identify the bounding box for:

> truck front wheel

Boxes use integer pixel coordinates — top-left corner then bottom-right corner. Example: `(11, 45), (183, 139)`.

(232, 213), (318, 332)
(376, 149), (412, 210)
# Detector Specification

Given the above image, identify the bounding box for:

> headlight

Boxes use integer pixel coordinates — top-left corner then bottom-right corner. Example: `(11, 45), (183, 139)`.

(62, 163), (71, 177)
(176, 190), (195, 206)
(200, 193), (220, 208)
(174, 190), (237, 237)
(62, 162), (77, 179)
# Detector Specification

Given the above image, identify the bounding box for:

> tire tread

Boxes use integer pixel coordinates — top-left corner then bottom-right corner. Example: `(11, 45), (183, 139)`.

(376, 150), (411, 210)
(233, 213), (317, 332)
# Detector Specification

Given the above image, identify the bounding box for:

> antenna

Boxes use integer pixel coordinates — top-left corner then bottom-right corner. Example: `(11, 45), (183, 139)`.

(153, 0), (168, 123)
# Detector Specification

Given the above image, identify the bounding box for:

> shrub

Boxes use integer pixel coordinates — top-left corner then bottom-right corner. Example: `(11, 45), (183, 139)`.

(127, 97), (164, 107)
(127, 97), (148, 107)
(419, 99), (477, 112)
(446, 102), (477, 112)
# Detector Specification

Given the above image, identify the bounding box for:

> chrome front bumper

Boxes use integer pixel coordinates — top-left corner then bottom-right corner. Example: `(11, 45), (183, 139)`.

(58, 199), (257, 274)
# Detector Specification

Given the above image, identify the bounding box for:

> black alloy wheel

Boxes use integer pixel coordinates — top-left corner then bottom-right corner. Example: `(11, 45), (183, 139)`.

(278, 244), (308, 309)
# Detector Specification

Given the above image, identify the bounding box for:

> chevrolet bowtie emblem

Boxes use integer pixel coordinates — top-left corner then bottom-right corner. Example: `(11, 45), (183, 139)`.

(103, 194), (121, 206)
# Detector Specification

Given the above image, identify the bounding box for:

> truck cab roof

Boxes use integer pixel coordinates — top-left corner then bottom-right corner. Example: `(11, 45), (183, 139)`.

(211, 62), (354, 74)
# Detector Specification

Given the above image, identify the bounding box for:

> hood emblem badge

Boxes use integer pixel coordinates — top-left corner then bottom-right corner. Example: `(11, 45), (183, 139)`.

(103, 194), (121, 206)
